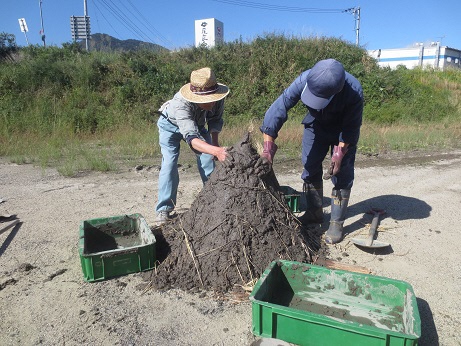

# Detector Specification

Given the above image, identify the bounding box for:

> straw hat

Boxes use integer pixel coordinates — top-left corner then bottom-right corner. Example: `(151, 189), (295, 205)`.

(180, 67), (230, 104)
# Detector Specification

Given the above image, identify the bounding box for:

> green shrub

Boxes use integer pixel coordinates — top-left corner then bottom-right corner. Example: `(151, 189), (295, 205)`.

(1, 34), (461, 173)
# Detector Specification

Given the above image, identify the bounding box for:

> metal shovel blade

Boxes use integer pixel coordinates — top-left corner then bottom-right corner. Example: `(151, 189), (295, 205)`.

(350, 237), (390, 249)
(351, 208), (390, 249)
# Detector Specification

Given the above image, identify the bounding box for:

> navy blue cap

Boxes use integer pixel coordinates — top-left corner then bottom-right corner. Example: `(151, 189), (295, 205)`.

(301, 59), (346, 110)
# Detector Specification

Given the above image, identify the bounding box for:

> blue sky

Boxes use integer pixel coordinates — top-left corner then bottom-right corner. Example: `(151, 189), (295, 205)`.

(2, 0), (460, 51)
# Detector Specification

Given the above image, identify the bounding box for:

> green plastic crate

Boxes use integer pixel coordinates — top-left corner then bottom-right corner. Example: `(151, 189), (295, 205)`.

(250, 260), (421, 346)
(78, 213), (156, 282)
(280, 186), (301, 213)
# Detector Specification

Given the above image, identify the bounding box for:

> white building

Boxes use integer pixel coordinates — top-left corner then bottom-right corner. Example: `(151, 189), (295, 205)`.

(368, 44), (461, 70)
(194, 18), (224, 48)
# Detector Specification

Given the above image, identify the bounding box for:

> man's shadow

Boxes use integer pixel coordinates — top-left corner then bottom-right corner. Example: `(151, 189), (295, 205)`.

(344, 194), (432, 235)
(296, 189), (431, 221)
(296, 192), (431, 254)
(330, 194), (431, 254)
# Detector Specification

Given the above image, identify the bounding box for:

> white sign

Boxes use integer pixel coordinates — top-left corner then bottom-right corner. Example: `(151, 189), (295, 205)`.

(18, 18), (28, 33)
(70, 16), (91, 40)
(194, 18), (224, 48)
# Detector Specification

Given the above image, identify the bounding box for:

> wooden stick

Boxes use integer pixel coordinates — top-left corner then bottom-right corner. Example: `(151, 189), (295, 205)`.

(314, 258), (371, 274)
(231, 251), (245, 285)
(176, 214), (204, 287)
(241, 244), (254, 283)
(181, 227), (204, 287)
(0, 219), (19, 235)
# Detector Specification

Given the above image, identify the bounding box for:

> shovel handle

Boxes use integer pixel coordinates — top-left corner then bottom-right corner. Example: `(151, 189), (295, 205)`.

(366, 213), (381, 246)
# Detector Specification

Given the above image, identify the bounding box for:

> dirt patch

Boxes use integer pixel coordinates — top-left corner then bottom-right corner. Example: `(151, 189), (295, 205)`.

(1, 148), (460, 345)
(150, 134), (320, 293)
(354, 150), (461, 169)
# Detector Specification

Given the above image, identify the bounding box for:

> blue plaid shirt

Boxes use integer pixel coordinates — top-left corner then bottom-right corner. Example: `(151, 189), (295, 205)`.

(163, 92), (225, 144)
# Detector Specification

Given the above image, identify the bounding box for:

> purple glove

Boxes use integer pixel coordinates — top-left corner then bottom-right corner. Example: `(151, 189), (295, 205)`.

(261, 141), (278, 164)
(330, 145), (348, 176)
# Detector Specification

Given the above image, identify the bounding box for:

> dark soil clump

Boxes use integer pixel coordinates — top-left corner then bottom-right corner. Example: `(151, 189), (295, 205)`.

(152, 133), (319, 293)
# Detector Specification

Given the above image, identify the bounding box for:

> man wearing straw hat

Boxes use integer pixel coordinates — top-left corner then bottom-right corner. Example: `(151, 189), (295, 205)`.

(155, 67), (230, 224)
(260, 59), (363, 244)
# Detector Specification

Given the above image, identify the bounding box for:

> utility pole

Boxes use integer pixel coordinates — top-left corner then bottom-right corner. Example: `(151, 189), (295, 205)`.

(345, 7), (360, 47)
(435, 35), (445, 47)
(39, 0), (46, 46)
(84, 0), (89, 51)
(431, 41), (441, 69)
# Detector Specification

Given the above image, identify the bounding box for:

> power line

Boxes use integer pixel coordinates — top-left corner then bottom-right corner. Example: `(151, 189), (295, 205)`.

(209, 0), (345, 13)
(91, 0), (122, 38)
(97, 0), (153, 42)
(210, 0), (361, 46)
(91, 0), (173, 48)
(126, 0), (173, 47)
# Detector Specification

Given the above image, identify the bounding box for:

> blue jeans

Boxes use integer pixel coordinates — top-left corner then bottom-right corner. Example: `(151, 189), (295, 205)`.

(156, 116), (215, 213)
(301, 121), (356, 190)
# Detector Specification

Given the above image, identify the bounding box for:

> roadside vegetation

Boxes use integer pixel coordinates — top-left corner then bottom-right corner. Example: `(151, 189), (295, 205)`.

(1, 32), (461, 176)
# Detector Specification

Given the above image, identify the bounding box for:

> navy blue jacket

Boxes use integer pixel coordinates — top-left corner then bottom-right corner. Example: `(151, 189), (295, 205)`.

(260, 69), (363, 145)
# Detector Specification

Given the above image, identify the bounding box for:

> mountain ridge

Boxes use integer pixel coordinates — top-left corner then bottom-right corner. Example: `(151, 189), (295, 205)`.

(81, 33), (169, 52)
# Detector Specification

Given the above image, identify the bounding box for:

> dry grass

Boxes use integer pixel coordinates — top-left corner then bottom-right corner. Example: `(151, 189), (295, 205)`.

(2, 117), (461, 176)
(222, 116), (461, 157)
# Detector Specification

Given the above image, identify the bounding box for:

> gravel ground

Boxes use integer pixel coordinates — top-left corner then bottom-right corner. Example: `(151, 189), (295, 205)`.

(0, 150), (460, 346)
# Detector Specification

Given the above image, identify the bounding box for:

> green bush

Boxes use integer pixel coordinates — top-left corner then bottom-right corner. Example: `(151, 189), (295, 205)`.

(1, 34), (461, 161)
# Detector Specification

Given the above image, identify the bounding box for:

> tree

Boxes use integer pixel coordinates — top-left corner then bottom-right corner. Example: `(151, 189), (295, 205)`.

(0, 32), (18, 62)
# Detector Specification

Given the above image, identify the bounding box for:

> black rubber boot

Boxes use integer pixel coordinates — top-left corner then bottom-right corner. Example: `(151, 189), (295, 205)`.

(298, 181), (324, 225)
(325, 188), (351, 244)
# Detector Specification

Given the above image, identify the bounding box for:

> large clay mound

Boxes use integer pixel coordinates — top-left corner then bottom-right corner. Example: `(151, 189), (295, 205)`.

(153, 133), (318, 293)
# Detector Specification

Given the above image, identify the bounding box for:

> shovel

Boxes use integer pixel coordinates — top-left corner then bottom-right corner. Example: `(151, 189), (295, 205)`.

(351, 208), (390, 249)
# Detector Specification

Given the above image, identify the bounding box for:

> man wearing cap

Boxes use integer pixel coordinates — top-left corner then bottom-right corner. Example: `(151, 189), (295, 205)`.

(155, 67), (230, 224)
(260, 59), (363, 244)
